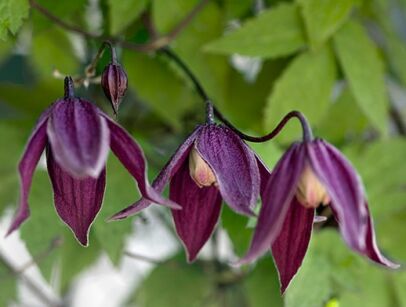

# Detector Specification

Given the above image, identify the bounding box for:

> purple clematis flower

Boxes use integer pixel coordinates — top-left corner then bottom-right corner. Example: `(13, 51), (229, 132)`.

(110, 123), (271, 261)
(239, 138), (400, 293)
(7, 77), (177, 245)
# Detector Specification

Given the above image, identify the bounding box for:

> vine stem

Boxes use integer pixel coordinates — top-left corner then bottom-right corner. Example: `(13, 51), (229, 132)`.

(29, 0), (209, 53)
(160, 48), (313, 142)
(0, 248), (62, 307)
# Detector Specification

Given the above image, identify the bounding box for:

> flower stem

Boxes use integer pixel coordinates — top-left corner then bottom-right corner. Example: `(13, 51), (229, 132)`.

(160, 48), (314, 142)
(160, 47), (215, 124)
(64, 76), (75, 98)
(215, 109), (313, 142)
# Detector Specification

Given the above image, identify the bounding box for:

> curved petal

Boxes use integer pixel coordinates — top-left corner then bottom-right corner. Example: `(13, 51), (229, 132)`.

(238, 143), (305, 264)
(47, 148), (105, 246)
(256, 155), (272, 199)
(170, 161), (222, 262)
(47, 99), (109, 178)
(271, 198), (314, 294)
(362, 210), (399, 268)
(6, 114), (49, 235)
(109, 127), (202, 220)
(307, 139), (368, 251)
(331, 204), (399, 269)
(196, 125), (260, 216)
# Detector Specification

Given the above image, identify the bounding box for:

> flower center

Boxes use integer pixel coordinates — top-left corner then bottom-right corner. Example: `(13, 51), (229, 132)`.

(296, 164), (330, 209)
(188, 147), (217, 188)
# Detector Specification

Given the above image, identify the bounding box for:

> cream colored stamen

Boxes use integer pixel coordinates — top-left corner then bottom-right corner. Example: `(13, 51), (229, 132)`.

(296, 164), (330, 209)
(189, 147), (217, 188)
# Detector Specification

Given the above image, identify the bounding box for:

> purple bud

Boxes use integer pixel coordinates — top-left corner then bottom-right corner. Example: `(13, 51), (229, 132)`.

(101, 63), (128, 114)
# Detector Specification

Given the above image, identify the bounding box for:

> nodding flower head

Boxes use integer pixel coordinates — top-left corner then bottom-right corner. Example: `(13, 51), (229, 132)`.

(239, 138), (399, 293)
(7, 77), (176, 246)
(110, 123), (272, 262)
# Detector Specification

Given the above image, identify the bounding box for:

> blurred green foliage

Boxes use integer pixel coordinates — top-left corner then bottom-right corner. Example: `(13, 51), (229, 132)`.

(0, 0), (406, 306)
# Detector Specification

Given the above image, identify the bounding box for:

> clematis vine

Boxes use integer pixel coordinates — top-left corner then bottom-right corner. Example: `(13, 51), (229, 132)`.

(110, 102), (271, 262)
(237, 111), (400, 293)
(7, 77), (177, 245)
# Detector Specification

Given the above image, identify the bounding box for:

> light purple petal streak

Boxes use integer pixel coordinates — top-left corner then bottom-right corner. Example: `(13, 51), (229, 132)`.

(47, 148), (105, 246)
(106, 116), (183, 216)
(7, 115), (49, 235)
(238, 143), (305, 264)
(47, 99), (109, 178)
(271, 198), (314, 294)
(170, 161), (222, 262)
(196, 125), (259, 216)
(308, 140), (368, 251)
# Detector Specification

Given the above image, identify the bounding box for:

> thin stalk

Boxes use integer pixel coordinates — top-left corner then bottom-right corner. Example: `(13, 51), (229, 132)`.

(161, 48), (314, 142)
(29, 0), (208, 53)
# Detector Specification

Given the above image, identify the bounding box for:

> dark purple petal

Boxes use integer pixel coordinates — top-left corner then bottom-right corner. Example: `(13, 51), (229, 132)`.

(271, 198), (314, 294)
(6, 115), (49, 235)
(101, 63), (128, 114)
(196, 125), (259, 216)
(255, 156), (272, 199)
(307, 140), (368, 251)
(47, 99), (110, 178)
(170, 161), (222, 262)
(47, 148), (105, 246)
(106, 116), (182, 213)
(238, 143), (305, 264)
(109, 127), (202, 220)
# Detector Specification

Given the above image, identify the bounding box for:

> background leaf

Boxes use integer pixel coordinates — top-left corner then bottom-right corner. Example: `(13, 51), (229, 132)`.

(204, 3), (306, 58)
(333, 21), (389, 135)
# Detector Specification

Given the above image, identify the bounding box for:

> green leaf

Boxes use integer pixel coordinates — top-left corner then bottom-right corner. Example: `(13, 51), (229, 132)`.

(385, 33), (406, 87)
(108, 0), (148, 34)
(285, 245), (332, 307)
(59, 231), (101, 291)
(223, 0), (252, 20)
(204, 3), (306, 58)
(0, 0), (29, 40)
(0, 121), (27, 213)
(343, 139), (406, 218)
(317, 87), (369, 143)
(133, 257), (211, 307)
(19, 170), (65, 280)
(93, 154), (137, 265)
(152, 0), (199, 34)
(221, 206), (251, 256)
(264, 45), (336, 142)
(221, 59), (288, 132)
(244, 258), (283, 307)
(31, 28), (79, 79)
(0, 262), (17, 306)
(123, 51), (196, 130)
(298, 0), (355, 49)
(333, 21), (388, 135)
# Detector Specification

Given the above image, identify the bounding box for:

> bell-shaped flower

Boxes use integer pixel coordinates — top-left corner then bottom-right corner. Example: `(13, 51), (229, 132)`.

(101, 63), (128, 114)
(110, 123), (271, 261)
(7, 77), (177, 245)
(239, 138), (400, 293)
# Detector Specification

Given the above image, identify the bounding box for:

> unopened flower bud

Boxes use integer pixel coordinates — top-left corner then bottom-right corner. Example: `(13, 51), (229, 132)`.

(101, 63), (128, 114)
(189, 147), (217, 188)
(296, 164), (330, 209)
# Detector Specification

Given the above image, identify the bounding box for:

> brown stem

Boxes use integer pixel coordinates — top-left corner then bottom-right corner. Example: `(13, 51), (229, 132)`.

(123, 251), (163, 265)
(29, 0), (208, 52)
(0, 254), (62, 307)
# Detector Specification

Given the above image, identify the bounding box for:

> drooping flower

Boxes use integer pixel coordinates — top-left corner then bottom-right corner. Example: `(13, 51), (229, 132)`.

(110, 123), (271, 261)
(101, 63), (128, 114)
(7, 77), (177, 245)
(239, 138), (400, 293)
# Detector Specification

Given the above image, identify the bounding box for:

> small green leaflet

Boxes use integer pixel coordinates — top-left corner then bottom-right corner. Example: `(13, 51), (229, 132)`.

(0, 0), (29, 40)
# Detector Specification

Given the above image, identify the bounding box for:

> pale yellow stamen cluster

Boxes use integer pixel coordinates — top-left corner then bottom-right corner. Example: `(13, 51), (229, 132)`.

(188, 147), (217, 188)
(296, 164), (330, 209)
